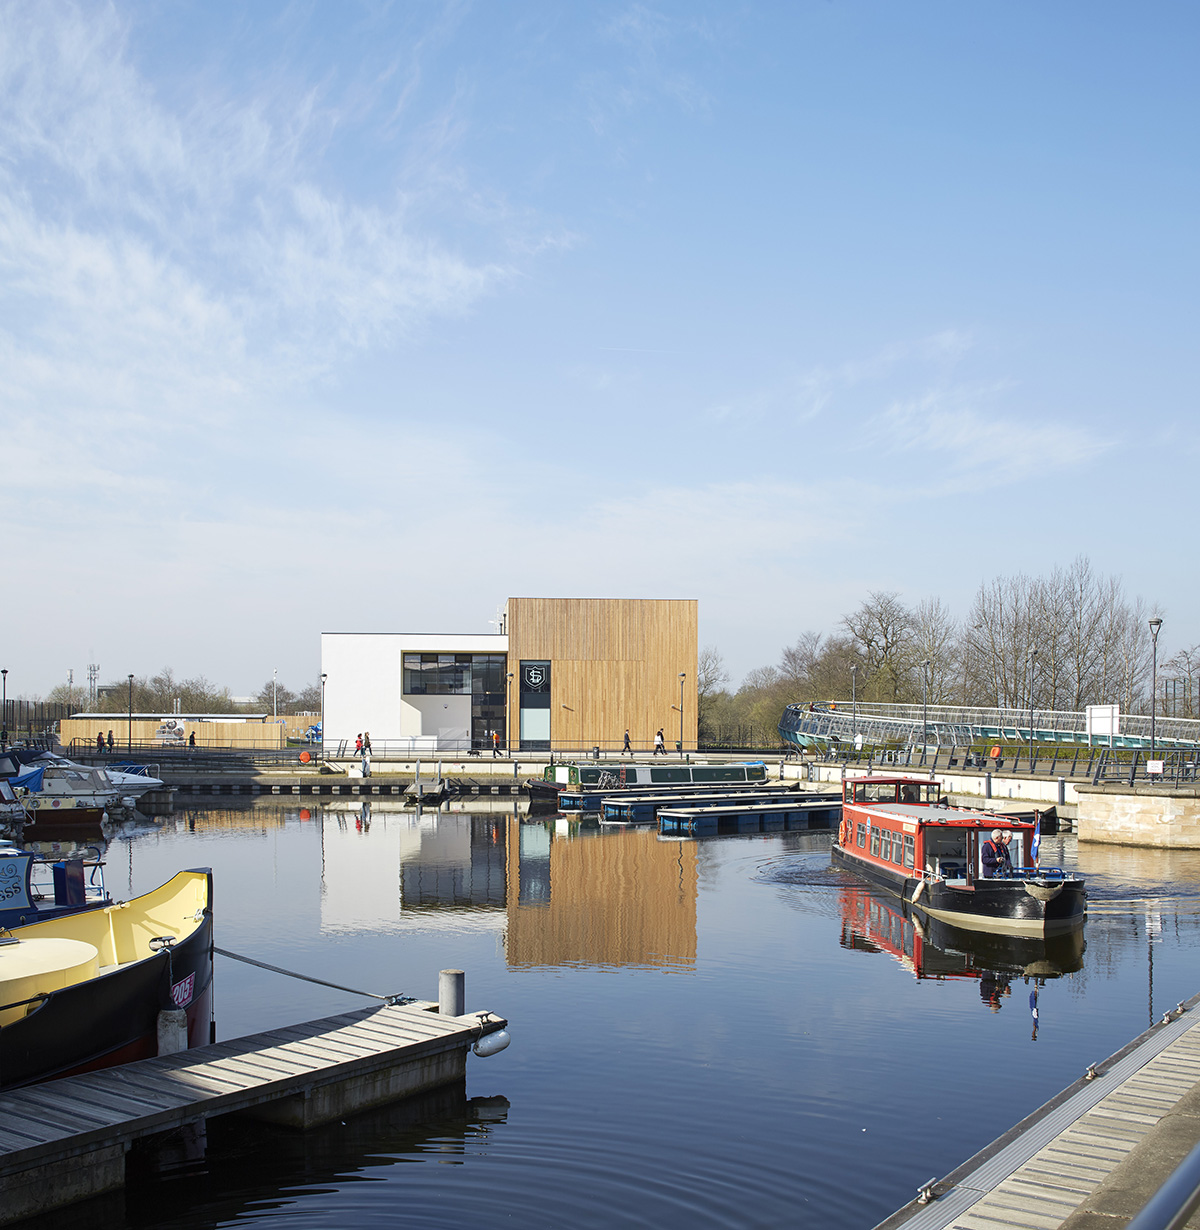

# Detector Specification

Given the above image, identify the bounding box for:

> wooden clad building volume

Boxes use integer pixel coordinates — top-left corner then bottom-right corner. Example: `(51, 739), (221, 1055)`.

(505, 597), (697, 752)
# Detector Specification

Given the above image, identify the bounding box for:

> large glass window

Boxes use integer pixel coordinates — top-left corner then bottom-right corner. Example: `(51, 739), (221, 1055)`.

(402, 653), (508, 750)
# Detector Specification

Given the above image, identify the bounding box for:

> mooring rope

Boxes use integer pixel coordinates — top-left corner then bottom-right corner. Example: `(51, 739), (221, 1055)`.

(213, 946), (415, 1006)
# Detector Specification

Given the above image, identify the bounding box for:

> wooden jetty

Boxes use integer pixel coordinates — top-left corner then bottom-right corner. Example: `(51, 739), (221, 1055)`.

(875, 995), (1200, 1229)
(602, 787), (830, 824)
(658, 797), (842, 834)
(0, 998), (507, 1224)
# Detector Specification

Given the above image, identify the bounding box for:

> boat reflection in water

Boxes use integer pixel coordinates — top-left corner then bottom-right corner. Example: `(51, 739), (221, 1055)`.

(839, 884), (1084, 1038)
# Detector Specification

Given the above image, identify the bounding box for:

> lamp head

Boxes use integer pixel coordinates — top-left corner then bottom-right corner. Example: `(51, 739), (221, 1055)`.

(1150, 617), (1163, 636)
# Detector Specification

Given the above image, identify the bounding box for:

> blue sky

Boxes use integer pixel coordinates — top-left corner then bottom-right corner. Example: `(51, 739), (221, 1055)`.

(2, 1), (1197, 696)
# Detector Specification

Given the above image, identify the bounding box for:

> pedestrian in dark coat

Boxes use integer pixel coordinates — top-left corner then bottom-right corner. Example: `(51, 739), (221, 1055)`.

(981, 829), (1010, 878)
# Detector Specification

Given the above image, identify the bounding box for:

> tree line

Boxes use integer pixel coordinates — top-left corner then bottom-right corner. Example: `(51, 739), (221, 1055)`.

(37, 668), (322, 716)
(699, 557), (1194, 746)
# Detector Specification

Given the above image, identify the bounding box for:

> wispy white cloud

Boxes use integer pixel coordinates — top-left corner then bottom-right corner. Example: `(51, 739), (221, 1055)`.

(866, 386), (1112, 493)
(0, 0), (515, 429)
(705, 329), (973, 424)
(581, 2), (717, 136)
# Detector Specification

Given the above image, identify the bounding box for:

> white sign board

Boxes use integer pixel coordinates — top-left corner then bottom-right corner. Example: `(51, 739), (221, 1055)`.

(1147, 759), (1165, 775)
(1085, 704), (1120, 743)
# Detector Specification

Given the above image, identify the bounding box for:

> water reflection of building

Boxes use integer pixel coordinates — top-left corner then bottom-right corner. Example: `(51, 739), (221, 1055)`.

(504, 819), (698, 970)
(320, 807), (506, 933)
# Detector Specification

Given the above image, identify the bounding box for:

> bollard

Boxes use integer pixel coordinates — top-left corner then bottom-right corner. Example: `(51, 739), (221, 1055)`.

(157, 1008), (189, 1056)
(439, 969), (465, 1017)
(1058, 776), (1066, 806)
(985, 771), (992, 799)
(514, 760), (519, 778)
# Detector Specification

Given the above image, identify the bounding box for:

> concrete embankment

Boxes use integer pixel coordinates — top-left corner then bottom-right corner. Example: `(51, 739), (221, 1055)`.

(789, 760), (1200, 848)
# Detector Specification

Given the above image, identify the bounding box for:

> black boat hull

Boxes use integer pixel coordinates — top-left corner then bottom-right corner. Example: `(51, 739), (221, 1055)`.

(832, 844), (1085, 936)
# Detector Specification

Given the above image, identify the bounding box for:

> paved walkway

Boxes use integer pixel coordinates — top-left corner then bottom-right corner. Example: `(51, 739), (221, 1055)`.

(877, 998), (1200, 1230)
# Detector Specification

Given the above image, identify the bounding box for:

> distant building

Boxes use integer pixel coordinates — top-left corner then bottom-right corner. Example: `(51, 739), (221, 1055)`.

(321, 597), (697, 754)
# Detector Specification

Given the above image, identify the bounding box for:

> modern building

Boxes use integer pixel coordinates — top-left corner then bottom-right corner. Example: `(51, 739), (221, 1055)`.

(321, 597), (698, 754)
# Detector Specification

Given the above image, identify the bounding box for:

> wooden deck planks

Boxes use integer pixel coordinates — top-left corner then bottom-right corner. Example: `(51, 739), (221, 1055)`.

(880, 1006), (1200, 1230)
(0, 1001), (505, 1184)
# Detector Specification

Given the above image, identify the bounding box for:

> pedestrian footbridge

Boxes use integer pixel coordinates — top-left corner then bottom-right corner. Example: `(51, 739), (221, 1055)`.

(778, 702), (1200, 753)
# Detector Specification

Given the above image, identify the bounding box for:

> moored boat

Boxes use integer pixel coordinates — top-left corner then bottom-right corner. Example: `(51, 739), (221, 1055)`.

(831, 776), (1085, 937)
(0, 867), (213, 1088)
(530, 760), (771, 812)
(0, 840), (111, 928)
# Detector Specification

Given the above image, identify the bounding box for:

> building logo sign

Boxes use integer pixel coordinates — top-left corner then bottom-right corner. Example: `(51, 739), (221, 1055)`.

(523, 665), (547, 690)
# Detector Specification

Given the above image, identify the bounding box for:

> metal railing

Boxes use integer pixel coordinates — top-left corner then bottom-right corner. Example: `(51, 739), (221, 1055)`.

(69, 742), (309, 769)
(800, 738), (1200, 787)
(1126, 1138), (1200, 1230)
(780, 701), (1200, 754)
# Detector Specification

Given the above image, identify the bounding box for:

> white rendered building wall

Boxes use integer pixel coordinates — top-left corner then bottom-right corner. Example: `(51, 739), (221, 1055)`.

(321, 632), (507, 746)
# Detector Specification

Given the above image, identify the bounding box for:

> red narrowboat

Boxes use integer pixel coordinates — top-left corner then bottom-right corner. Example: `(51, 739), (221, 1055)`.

(832, 777), (1085, 937)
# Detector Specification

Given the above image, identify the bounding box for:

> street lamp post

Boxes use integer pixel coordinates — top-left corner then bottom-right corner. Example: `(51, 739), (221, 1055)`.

(678, 672), (686, 758)
(1027, 649), (1039, 771)
(1, 668), (7, 749)
(920, 661), (930, 765)
(1149, 618), (1163, 762)
(273, 667), (277, 720)
(127, 674), (134, 753)
(320, 673), (328, 757)
(850, 664), (858, 750)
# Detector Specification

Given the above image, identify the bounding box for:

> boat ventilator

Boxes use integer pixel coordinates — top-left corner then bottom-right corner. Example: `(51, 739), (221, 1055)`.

(213, 946), (416, 1006)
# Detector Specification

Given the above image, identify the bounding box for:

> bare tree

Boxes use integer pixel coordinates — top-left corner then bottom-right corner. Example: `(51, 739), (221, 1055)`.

(697, 646), (731, 742)
(843, 591), (916, 702)
(1164, 645), (1200, 718)
(697, 646), (730, 699)
(911, 597), (960, 703)
(778, 631), (824, 694)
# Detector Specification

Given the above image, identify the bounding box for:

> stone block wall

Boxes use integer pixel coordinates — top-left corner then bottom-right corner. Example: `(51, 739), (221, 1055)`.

(1075, 785), (1200, 848)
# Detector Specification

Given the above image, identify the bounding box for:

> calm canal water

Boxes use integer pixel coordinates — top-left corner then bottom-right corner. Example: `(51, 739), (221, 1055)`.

(47, 801), (1200, 1229)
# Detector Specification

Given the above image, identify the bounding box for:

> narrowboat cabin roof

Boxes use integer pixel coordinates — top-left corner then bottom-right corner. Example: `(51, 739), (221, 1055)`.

(842, 776), (1035, 831)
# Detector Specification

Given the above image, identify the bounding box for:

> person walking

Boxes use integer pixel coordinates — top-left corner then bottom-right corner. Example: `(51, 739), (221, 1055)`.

(654, 728), (665, 756)
(354, 734), (363, 756)
(188, 731), (196, 750)
(96, 731), (105, 754)
(623, 729), (631, 756)
(363, 731), (372, 755)
(492, 730), (501, 758)
(361, 745), (371, 778)
(106, 730), (114, 754)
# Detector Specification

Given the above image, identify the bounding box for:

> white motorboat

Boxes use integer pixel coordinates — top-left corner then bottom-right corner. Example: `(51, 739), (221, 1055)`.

(4, 755), (164, 809)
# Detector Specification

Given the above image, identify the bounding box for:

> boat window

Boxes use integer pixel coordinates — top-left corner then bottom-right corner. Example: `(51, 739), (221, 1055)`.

(903, 835), (915, 868)
(880, 831), (893, 861)
(650, 768), (690, 784)
(870, 829), (880, 857)
(855, 783), (900, 804)
(693, 767), (744, 782)
(856, 822), (866, 848)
